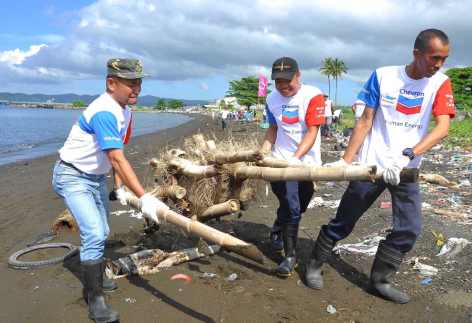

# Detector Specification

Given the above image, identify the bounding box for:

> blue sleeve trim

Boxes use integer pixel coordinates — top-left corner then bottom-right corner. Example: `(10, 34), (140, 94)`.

(77, 114), (93, 134)
(266, 104), (276, 124)
(358, 71), (380, 109)
(89, 111), (124, 151)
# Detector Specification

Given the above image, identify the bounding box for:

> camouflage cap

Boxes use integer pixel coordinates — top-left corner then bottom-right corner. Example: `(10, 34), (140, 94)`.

(107, 58), (150, 79)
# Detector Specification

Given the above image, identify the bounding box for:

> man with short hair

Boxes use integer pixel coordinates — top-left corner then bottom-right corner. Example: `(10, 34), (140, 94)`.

(220, 106), (230, 130)
(53, 58), (169, 322)
(323, 93), (334, 128)
(306, 29), (455, 304)
(262, 57), (325, 277)
(333, 107), (343, 130)
(352, 99), (366, 123)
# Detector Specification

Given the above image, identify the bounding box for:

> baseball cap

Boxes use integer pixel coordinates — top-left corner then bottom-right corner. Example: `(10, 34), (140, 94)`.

(271, 57), (298, 80)
(323, 93), (329, 97)
(107, 58), (150, 79)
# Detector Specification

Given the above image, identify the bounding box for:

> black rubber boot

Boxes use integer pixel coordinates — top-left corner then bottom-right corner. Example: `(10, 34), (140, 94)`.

(269, 218), (284, 253)
(102, 258), (118, 292)
(82, 259), (120, 323)
(276, 222), (299, 277)
(306, 225), (336, 290)
(370, 241), (410, 304)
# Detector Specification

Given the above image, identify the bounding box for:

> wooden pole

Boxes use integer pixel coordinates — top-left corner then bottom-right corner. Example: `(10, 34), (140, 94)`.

(235, 165), (376, 182)
(375, 168), (419, 184)
(150, 185), (187, 199)
(215, 150), (265, 164)
(198, 199), (241, 222)
(206, 140), (216, 151)
(169, 158), (220, 178)
(125, 192), (265, 264)
(193, 134), (208, 150)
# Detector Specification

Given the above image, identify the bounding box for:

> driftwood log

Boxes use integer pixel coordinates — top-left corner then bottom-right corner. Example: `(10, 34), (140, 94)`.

(168, 158), (220, 178)
(198, 199), (241, 222)
(51, 209), (78, 232)
(206, 140), (217, 151)
(235, 165), (376, 182)
(150, 185), (186, 199)
(215, 150), (265, 164)
(106, 245), (221, 278)
(124, 192), (265, 264)
(193, 134), (208, 150)
(375, 168), (420, 184)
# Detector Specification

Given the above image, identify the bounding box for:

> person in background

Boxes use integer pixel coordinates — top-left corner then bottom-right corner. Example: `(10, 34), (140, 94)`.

(323, 93), (334, 128)
(262, 57), (325, 277)
(352, 99), (366, 123)
(53, 58), (169, 322)
(263, 107), (268, 123)
(220, 106), (230, 130)
(306, 29), (455, 304)
(253, 109), (257, 118)
(333, 107), (343, 130)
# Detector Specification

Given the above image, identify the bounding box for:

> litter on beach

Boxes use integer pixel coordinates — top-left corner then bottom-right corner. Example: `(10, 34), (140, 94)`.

(379, 202), (392, 209)
(408, 258), (439, 277)
(110, 210), (143, 220)
(308, 196), (340, 209)
(333, 236), (385, 256)
(436, 238), (471, 259)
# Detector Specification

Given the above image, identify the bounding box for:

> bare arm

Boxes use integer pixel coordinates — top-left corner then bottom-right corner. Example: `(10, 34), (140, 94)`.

(342, 106), (376, 163)
(293, 125), (320, 159)
(412, 114), (451, 156)
(261, 123), (278, 153)
(106, 148), (146, 198)
(113, 144), (126, 187)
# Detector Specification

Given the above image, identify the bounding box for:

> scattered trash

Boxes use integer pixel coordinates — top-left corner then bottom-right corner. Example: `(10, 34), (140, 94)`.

(326, 305), (337, 314)
(170, 274), (191, 284)
(125, 298), (136, 303)
(430, 230), (446, 246)
(325, 182), (345, 189)
(436, 238), (471, 259)
(258, 205), (269, 208)
(421, 203), (432, 209)
(323, 194), (333, 197)
(110, 210), (143, 220)
(408, 258), (439, 276)
(27, 232), (60, 247)
(334, 236), (385, 256)
(459, 179), (471, 187)
(379, 202), (392, 209)
(225, 273), (238, 282)
(421, 278), (433, 284)
(201, 273), (219, 279)
(308, 196), (340, 209)
(33, 286), (39, 291)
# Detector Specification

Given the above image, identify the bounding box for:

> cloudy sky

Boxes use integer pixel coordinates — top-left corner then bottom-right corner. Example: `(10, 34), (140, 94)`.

(1, 0), (470, 104)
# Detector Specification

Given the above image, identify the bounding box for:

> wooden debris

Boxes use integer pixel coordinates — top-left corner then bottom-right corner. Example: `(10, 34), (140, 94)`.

(198, 199), (241, 222)
(169, 158), (220, 178)
(51, 209), (78, 232)
(125, 192), (266, 264)
(420, 173), (450, 186)
(433, 209), (471, 219)
(215, 150), (265, 164)
(105, 245), (221, 278)
(150, 185), (186, 199)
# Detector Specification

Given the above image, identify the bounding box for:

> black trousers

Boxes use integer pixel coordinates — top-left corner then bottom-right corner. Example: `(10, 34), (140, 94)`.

(270, 181), (314, 224)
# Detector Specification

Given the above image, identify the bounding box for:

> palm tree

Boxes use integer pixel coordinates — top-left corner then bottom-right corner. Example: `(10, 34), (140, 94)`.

(318, 58), (334, 98)
(331, 58), (348, 106)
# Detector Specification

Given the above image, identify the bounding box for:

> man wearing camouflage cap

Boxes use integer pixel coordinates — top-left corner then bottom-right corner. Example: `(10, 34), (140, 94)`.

(53, 58), (168, 323)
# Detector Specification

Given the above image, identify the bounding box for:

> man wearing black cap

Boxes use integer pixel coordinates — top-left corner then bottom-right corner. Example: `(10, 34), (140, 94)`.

(53, 58), (169, 322)
(262, 57), (325, 277)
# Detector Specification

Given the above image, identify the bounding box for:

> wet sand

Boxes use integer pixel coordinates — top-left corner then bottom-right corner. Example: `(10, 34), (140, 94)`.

(1, 115), (470, 323)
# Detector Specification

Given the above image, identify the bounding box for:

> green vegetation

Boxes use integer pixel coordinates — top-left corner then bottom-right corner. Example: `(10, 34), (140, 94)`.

(72, 100), (88, 108)
(153, 98), (167, 110)
(219, 100), (234, 110)
(226, 76), (273, 109)
(167, 99), (185, 110)
(445, 67), (472, 108)
(319, 58), (334, 98)
(318, 58), (348, 106)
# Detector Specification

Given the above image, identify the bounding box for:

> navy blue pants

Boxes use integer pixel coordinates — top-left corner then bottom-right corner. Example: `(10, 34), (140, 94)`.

(324, 181), (422, 253)
(270, 181), (314, 224)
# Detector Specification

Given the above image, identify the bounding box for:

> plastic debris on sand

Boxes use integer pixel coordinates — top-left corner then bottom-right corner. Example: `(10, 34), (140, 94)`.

(225, 273), (238, 282)
(421, 278), (433, 284)
(171, 274), (191, 284)
(408, 258), (439, 277)
(201, 273), (219, 279)
(326, 305), (337, 314)
(436, 238), (471, 259)
(308, 196), (340, 209)
(333, 236), (385, 256)
(110, 210), (143, 220)
(379, 202), (392, 209)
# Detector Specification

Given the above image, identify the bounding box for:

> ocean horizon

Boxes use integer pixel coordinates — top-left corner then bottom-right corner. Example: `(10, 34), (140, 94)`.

(0, 105), (192, 166)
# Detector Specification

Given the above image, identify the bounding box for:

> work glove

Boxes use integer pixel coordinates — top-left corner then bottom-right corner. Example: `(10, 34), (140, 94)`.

(382, 155), (410, 186)
(323, 158), (349, 167)
(115, 188), (128, 206)
(139, 193), (169, 223)
(287, 157), (305, 167)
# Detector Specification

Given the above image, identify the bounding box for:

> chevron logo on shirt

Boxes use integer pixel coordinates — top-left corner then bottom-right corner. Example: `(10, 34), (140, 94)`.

(396, 94), (423, 115)
(282, 106), (299, 124)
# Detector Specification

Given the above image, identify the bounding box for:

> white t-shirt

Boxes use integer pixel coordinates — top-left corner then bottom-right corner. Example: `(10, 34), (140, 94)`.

(59, 93), (132, 175)
(324, 99), (333, 117)
(353, 99), (366, 118)
(266, 85), (325, 165)
(333, 109), (343, 117)
(220, 110), (230, 119)
(357, 65), (455, 170)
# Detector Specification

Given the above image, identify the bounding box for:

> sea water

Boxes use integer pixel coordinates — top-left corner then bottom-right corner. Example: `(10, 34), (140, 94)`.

(0, 105), (191, 166)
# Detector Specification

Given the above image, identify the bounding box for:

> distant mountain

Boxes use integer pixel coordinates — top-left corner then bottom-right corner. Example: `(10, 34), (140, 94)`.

(0, 92), (209, 107)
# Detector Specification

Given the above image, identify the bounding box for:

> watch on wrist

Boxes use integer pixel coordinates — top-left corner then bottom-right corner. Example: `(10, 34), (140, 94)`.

(402, 148), (415, 161)
(114, 184), (124, 191)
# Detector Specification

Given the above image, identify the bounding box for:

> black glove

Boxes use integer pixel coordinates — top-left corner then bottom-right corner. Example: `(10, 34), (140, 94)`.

(109, 190), (117, 201)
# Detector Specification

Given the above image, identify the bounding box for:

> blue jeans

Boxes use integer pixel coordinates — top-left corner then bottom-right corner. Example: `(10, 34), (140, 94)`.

(324, 181), (422, 253)
(52, 160), (110, 262)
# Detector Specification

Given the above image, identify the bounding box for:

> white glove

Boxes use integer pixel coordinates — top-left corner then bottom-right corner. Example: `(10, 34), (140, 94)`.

(287, 157), (305, 167)
(382, 155), (410, 186)
(139, 193), (169, 223)
(323, 158), (349, 167)
(115, 188), (128, 206)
